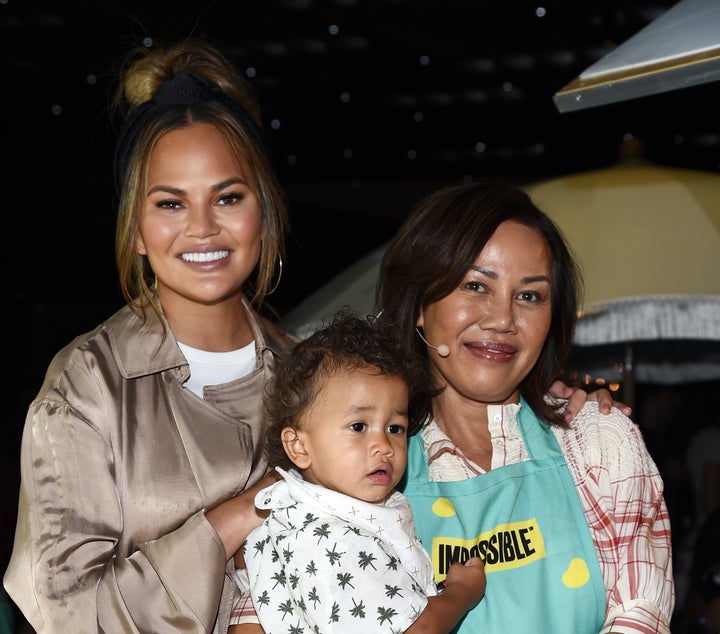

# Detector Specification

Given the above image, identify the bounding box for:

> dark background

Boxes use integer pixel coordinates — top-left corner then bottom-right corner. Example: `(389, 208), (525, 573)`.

(2, 1), (719, 628)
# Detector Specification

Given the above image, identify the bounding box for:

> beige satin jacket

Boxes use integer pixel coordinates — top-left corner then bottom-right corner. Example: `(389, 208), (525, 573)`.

(4, 298), (297, 633)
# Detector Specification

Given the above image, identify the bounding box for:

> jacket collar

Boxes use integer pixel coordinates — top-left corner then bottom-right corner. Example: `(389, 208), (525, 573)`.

(105, 296), (294, 379)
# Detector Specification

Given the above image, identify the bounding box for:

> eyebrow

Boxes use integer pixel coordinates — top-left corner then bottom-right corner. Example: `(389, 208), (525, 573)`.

(470, 265), (550, 284)
(344, 404), (409, 417)
(345, 404), (375, 415)
(146, 177), (249, 196)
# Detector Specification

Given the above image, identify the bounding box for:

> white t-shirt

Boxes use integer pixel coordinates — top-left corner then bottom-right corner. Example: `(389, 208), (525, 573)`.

(177, 340), (255, 398)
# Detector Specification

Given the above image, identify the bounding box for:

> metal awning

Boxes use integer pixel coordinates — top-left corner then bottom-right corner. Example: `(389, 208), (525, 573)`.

(554, 0), (720, 112)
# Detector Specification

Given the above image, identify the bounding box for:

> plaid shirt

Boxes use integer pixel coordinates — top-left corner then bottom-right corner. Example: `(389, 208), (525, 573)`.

(424, 401), (675, 633)
(229, 590), (257, 626)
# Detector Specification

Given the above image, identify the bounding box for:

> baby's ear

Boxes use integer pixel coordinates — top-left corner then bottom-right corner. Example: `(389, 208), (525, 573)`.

(281, 427), (310, 469)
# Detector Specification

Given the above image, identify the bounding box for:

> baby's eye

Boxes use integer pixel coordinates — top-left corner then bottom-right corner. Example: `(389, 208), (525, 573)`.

(349, 422), (367, 432)
(387, 424), (406, 435)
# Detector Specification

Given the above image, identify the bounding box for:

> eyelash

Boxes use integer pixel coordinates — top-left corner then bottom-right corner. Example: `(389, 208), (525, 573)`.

(348, 422), (406, 435)
(519, 290), (542, 302)
(464, 281), (543, 302)
(156, 199), (182, 210)
(218, 192), (244, 205)
(154, 191), (245, 210)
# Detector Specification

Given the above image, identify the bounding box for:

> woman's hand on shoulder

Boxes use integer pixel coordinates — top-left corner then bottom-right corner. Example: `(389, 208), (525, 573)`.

(549, 380), (632, 423)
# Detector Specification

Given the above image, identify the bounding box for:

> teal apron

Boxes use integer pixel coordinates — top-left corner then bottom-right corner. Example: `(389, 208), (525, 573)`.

(399, 399), (605, 633)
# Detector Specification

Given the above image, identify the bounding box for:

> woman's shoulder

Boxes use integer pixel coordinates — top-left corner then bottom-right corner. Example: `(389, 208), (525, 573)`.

(570, 400), (638, 435)
(553, 401), (659, 477)
(558, 401), (641, 447)
(26, 320), (117, 435)
(36, 322), (110, 395)
(33, 303), (166, 403)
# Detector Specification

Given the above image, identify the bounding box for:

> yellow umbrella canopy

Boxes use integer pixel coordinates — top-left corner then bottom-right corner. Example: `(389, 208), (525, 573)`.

(524, 162), (720, 393)
(524, 162), (720, 321)
(524, 162), (720, 343)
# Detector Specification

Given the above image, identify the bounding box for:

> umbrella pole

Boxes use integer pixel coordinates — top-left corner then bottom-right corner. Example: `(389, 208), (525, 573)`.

(623, 342), (636, 412)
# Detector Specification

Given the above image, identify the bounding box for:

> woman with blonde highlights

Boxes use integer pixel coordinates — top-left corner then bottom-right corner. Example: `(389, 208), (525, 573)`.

(4, 39), (294, 633)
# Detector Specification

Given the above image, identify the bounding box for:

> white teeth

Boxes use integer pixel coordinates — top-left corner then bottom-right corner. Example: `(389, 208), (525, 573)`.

(181, 250), (229, 263)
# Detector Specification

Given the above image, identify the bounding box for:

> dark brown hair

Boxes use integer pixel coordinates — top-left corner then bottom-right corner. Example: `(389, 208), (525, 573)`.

(376, 181), (582, 426)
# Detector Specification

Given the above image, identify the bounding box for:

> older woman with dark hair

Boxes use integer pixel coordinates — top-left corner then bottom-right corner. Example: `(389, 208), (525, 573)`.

(378, 181), (675, 633)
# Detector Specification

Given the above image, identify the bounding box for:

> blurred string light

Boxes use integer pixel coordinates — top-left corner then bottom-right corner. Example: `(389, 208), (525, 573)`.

(8, 0), (718, 187)
(566, 368), (623, 392)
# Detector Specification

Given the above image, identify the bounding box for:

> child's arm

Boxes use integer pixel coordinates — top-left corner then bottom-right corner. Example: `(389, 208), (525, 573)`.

(228, 626), (264, 634)
(405, 557), (486, 633)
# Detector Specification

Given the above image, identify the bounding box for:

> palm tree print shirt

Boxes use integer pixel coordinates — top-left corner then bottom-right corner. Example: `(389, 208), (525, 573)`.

(241, 467), (438, 633)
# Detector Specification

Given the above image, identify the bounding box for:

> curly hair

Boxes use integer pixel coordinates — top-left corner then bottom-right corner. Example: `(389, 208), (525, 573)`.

(262, 310), (432, 470)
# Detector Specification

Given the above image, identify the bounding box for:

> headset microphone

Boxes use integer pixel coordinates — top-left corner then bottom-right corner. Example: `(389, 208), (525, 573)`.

(415, 328), (450, 357)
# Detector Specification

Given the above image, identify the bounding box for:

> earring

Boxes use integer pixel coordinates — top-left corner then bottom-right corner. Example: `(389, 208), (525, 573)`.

(266, 256), (283, 296)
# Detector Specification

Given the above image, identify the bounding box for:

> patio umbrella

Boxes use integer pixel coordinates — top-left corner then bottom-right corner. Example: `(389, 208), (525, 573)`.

(524, 161), (720, 406)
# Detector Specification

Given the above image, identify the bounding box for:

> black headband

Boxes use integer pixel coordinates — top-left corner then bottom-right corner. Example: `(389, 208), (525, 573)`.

(112, 72), (269, 195)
